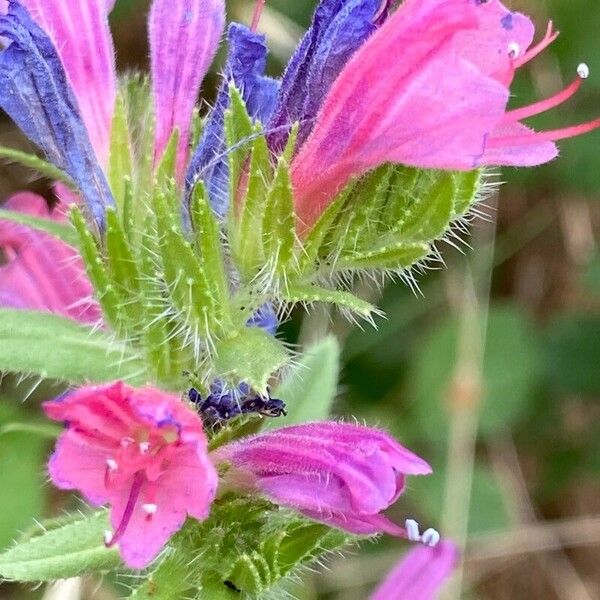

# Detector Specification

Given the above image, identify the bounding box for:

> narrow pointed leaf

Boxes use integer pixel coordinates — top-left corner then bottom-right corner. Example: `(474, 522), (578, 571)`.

(0, 310), (148, 385)
(0, 147), (75, 189)
(339, 241), (430, 270)
(108, 94), (134, 206)
(0, 511), (119, 582)
(453, 170), (482, 217)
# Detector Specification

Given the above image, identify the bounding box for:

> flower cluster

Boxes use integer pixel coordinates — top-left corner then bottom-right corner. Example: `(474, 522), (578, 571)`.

(1, 0), (598, 595)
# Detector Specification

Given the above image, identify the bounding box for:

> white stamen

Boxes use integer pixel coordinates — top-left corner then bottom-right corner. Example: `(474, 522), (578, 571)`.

(142, 503), (158, 516)
(508, 42), (521, 58)
(577, 63), (590, 79)
(139, 442), (151, 453)
(405, 519), (421, 542)
(421, 528), (441, 547)
(103, 530), (113, 545)
(106, 459), (118, 472)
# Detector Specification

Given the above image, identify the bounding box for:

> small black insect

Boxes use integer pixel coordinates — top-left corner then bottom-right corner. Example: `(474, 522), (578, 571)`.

(188, 383), (286, 427)
(223, 580), (241, 593)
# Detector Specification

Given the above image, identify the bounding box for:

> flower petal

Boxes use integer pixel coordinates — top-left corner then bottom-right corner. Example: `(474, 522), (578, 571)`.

(0, 1), (115, 227)
(150, 0), (224, 181)
(0, 193), (101, 323)
(370, 540), (458, 600)
(291, 0), (510, 229)
(185, 23), (280, 218)
(269, 0), (382, 150)
(18, 0), (117, 162)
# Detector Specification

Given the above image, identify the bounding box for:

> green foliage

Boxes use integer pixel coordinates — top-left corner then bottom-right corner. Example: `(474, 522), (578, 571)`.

(213, 328), (290, 394)
(266, 336), (340, 429)
(108, 92), (134, 206)
(409, 304), (541, 442)
(0, 403), (47, 550)
(127, 498), (353, 600)
(0, 310), (149, 385)
(0, 511), (120, 582)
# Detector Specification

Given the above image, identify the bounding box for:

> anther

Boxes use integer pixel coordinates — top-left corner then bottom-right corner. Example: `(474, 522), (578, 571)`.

(103, 530), (113, 546)
(421, 528), (441, 547)
(405, 519), (421, 542)
(508, 42), (521, 59)
(143, 503), (158, 516)
(577, 63), (590, 79)
(139, 442), (150, 454)
(106, 459), (118, 472)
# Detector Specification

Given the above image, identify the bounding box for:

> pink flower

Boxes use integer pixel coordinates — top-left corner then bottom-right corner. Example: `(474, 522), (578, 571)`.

(215, 421), (435, 539)
(44, 382), (218, 569)
(370, 540), (459, 600)
(0, 192), (101, 324)
(291, 0), (600, 230)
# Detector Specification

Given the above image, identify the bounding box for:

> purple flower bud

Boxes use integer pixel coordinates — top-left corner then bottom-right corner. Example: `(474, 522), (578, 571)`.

(214, 421), (432, 537)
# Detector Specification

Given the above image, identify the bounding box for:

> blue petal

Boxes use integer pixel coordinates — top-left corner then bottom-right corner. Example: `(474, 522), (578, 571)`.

(185, 23), (279, 219)
(0, 1), (114, 228)
(247, 303), (278, 336)
(269, 0), (383, 151)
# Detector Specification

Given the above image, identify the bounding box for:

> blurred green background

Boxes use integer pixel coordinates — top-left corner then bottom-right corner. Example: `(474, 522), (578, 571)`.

(1, 1), (599, 598)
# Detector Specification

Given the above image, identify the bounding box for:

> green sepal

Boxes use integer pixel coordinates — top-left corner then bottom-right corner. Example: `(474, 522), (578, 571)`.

(279, 283), (380, 320)
(224, 84), (254, 210)
(70, 205), (122, 330)
(190, 182), (231, 321)
(213, 327), (289, 394)
(0, 208), (78, 246)
(453, 170), (482, 217)
(232, 125), (271, 278)
(0, 511), (120, 582)
(300, 185), (352, 273)
(108, 92), (134, 206)
(105, 207), (143, 329)
(262, 157), (297, 275)
(155, 129), (180, 187)
(0, 146), (76, 189)
(0, 310), (148, 385)
(339, 240), (430, 270)
(393, 171), (455, 241)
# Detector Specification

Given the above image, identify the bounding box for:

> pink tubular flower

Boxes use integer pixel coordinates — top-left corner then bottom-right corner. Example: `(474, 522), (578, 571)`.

(150, 0), (225, 180)
(215, 421), (435, 540)
(291, 0), (600, 230)
(370, 541), (459, 600)
(44, 382), (218, 569)
(0, 193), (101, 324)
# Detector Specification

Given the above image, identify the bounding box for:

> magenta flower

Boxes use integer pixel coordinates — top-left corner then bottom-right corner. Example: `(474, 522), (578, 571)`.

(44, 382), (218, 569)
(215, 421), (436, 540)
(370, 540), (458, 600)
(291, 0), (600, 229)
(0, 192), (101, 324)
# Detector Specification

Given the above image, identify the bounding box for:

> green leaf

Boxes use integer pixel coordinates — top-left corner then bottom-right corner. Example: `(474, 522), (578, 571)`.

(338, 240), (430, 270)
(0, 310), (148, 385)
(0, 403), (46, 550)
(108, 93), (134, 206)
(0, 146), (76, 189)
(265, 336), (340, 429)
(213, 327), (290, 393)
(0, 511), (120, 581)
(279, 284), (380, 320)
(0, 208), (79, 246)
